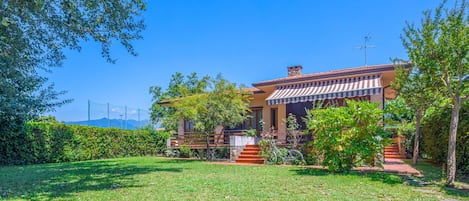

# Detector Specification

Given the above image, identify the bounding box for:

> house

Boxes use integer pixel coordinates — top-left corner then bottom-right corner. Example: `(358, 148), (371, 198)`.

(168, 63), (407, 149)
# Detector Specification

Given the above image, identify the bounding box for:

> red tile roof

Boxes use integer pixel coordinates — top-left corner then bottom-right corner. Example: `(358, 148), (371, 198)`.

(252, 63), (410, 87)
(242, 87), (264, 94)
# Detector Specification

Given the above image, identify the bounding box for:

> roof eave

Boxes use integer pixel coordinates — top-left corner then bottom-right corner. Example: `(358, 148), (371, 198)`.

(252, 63), (411, 88)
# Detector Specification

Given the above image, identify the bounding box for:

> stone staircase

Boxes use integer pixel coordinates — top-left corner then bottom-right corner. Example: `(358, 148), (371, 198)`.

(235, 144), (264, 164)
(384, 143), (406, 159)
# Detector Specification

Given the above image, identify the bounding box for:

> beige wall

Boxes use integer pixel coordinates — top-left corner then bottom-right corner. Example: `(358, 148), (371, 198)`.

(370, 93), (384, 109)
(276, 104), (287, 142)
(248, 92), (287, 142)
(262, 106), (271, 131)
(215, 125), (224, 134)
(177, 118), (184, 138)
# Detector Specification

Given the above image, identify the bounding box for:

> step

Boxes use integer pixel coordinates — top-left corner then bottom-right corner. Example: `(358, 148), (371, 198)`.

(385, 154), (402, 158)
(245, 144), (259, 148)
(243, 147), (261, 151)
(236, 158), (264, 164)
(240, 150), (261, 155)
(385, 145), (399, 148)
(385, 155), (406, 159)
(234, 144), (264, 164)
(238, 154), (262, 159)
(385, 153), (405, 158)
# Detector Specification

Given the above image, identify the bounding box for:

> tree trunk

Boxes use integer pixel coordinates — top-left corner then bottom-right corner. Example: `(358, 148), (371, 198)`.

(446, 101), (460, 187)
(205, 132), (210, 161)
(212, 128), (225, 160)
(412, 111), (422, 165)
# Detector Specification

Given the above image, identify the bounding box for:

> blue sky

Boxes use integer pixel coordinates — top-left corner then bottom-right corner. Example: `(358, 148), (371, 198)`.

(47, 0), (447, 121)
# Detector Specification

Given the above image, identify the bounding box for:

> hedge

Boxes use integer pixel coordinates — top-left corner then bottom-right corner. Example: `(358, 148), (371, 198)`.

(421, 104), (469, 174)
(0, 122), (170, 165)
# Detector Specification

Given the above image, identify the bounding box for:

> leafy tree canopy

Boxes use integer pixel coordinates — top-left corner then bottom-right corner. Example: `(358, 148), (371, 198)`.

(401, 0), (468, 186)
(0, 0), (146, 128)
(151, 73), (251, 159)
(392, 64), (440, 164)
(149, 72), (210, 131)
(305, 100), (389, 172)
(172, 75), (251, 159)
(172, 75), (251, 133)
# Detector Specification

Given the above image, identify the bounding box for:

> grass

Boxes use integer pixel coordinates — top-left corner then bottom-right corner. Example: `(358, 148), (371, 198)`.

(403, 159), (469, 198)
(0, 157), (468, 201)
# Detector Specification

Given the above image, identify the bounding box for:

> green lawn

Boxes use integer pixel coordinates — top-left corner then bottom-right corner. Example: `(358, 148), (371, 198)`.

(0, 157), (468, 201)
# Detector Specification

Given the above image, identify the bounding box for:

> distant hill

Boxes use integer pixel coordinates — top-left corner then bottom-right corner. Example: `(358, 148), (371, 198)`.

(66, 118), (152, 130)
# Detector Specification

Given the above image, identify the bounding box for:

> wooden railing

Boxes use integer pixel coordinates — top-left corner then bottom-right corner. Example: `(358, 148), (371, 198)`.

(170, 130), (245, 148)
(170, 130), (313, 148)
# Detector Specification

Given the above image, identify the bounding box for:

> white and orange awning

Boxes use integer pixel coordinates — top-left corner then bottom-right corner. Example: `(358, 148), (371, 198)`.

(266, 74), (382, 105)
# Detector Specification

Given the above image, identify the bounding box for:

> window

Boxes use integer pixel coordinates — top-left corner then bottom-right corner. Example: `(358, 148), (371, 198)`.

(225, 107), (263, 134)
(243, 107), (263, 131)
(184, 119), (195, 133)
(271, 108), (277, 130)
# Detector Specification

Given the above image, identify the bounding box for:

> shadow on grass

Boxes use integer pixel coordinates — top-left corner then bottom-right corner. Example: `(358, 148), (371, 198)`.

(153, 158), (204, 164)
(403, 159), (469, 198)
(293, 167), (403, 185)
(0, 158), (184, 200)
(293, 160), (469, 199)
(444, 187), (469, 198)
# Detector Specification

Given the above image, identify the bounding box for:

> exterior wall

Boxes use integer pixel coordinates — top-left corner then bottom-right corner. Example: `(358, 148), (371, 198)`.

(248, 92), (287, 142)
(178, 118), (184, 138)
(215, 125), (224, 134)
(174, 66), (398, 147)
(249, 92), (270, 133)
(370, 93), (383, 109)
(262, 107), (271, 131)
(276, 104), (287, 142)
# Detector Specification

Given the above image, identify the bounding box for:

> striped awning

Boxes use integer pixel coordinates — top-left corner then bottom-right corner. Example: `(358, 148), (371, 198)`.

(266, 74), (382, 105)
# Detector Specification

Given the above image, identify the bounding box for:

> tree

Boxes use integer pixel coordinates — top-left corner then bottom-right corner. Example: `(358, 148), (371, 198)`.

(392, 64), (437, 165)
(1, 1), (146, 126)
(171, 75), (251, 160)
(384, 96), (415, 158)
(284, 113), (302, 149)
(149, 72), (210, 131)
(401, 0), (468, 186)
(305, 100), (389, 172)
(384, 96), (415, 136)
(1, 1), (145, 165)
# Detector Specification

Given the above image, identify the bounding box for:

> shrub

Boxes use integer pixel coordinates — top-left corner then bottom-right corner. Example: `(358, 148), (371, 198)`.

(301, 142), (322, 165)
(421, 103), (469, 175)
(0, 122), (170, 165)
(284, 113), (303, 149)
(258, 137), (279, 164)
(178, 144), (193, 158)
(304, 100), (390, 172)
(244, 129), (257, 137)
(215, 146), (230, 159)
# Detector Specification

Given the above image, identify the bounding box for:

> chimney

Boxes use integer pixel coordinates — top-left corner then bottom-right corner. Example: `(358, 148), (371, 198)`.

(287, 65), (303, 77)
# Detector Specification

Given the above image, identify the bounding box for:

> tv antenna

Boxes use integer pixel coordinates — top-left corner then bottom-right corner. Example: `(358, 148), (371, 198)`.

(356, 34), (376, 66)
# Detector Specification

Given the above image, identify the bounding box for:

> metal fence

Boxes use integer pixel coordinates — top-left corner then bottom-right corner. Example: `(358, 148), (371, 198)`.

(87, 100), (152, 130)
